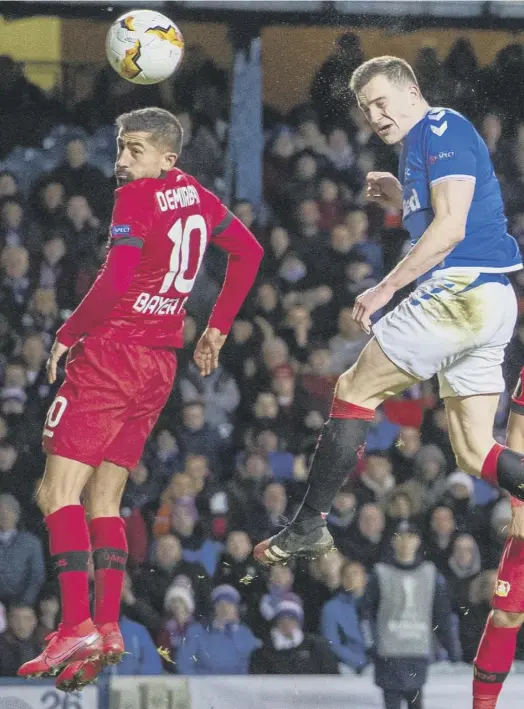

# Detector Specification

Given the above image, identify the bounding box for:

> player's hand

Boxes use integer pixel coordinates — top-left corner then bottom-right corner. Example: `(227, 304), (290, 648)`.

(366, 172), (403, 210)
(352, 282), (396, 334)
(46, 340), (70, 384)
(194, 327), (226, 377)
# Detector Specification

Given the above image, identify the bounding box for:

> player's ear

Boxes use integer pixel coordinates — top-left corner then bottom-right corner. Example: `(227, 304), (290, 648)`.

(161, 152), (178, 171)
(408, 84), (420, 104)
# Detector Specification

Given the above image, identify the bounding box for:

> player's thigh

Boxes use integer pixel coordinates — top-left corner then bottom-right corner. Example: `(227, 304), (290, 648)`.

(43, 338), (133, 468)
(444, 394), (500, 475)
(37, 455), (94, 515)
(83, 462), (129, 519)
(438, 277), (517, 400)
(103, 348), (178, 471)
(372, 275), (478, 387)
(336, 337), (419, 409)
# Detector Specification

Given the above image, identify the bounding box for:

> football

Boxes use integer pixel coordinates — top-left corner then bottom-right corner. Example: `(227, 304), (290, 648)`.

(105, 9), (184, 85)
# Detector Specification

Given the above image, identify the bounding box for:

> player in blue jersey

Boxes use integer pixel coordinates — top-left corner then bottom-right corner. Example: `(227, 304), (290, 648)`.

(254, 55), (524, 567)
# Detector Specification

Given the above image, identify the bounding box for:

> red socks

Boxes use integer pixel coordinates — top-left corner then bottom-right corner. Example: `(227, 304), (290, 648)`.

(481, 443), (504, 486)
(473, 618), (518, 709)
(46, 505), (91, 627)
(89, 517), (128, 625)
(330, 397), (375, 421)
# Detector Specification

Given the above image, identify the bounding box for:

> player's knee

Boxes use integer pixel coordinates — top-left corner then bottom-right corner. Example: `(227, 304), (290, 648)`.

(85, 500), (121, 519)
(491, 609), (524, 628)
(36, 475), (85, 516)
(35, 482), (62, 517)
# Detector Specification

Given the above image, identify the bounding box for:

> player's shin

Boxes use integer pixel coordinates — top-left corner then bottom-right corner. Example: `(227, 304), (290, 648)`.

(293, 398), (374, 526)
(47, 505), (91, 627)
(473, 615), (518, 709)
(481, 443), (524, 500)
(473, 534), (524, 709)
(89, 517), (128, 625)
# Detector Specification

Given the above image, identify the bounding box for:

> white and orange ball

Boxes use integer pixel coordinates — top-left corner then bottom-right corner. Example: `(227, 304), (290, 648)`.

(106, 9), (184, 85)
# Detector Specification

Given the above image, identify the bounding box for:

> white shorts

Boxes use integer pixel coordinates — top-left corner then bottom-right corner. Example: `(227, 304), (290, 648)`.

(373, 271), (518, 398)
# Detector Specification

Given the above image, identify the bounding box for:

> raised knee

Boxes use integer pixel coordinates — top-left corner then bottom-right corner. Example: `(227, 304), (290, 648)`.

(491, 609), (524, 628)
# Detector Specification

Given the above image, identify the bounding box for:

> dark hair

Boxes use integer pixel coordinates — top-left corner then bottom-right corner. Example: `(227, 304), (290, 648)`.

(350, 55), (418, 95)
(116, 107), (183, 154)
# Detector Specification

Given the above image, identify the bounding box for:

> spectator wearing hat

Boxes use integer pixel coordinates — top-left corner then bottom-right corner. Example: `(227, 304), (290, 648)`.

(361, 520), (460, 709)
(156, 583), (195, 672)
(177, 584), (261, 675)
(132, 534), (211, 621)
(321, 560), (368, 673)
(0, 493), (45, 607)
(250, 597), (338, 675)
(257, 564), (296, 634)
(438, 470), (482, 533)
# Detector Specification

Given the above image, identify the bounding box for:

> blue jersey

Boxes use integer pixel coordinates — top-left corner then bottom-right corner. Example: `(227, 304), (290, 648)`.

(399, 107), (522, 280)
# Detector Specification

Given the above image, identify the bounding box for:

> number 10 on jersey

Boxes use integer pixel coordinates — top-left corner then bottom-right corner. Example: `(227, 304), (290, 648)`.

(160, 214), (207, 295)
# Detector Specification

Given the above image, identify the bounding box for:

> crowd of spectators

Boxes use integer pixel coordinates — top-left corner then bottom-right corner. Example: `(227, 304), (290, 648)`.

(1, 31), (524, 683)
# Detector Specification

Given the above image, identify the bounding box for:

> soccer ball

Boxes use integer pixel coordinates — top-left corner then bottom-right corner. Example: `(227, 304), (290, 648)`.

(105, 9), (184, 85)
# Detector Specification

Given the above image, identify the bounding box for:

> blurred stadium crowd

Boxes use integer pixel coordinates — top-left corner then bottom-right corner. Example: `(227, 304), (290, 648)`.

(2, 32), (524, 685)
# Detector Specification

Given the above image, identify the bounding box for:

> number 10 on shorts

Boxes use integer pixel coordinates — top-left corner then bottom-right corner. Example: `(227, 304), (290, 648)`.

(43, 396), (68, 438)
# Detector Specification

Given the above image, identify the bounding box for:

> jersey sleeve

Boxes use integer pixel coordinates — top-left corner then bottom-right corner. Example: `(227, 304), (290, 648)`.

(109, 180), (153, 249)
(197, 182), (232, 237)
(423, 111), (477, 188)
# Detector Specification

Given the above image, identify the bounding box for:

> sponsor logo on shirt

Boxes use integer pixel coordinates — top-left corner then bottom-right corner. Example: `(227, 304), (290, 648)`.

(111, 225), (131, 236)
(402, 188), (422, 218)
(428, 151), (455, 164)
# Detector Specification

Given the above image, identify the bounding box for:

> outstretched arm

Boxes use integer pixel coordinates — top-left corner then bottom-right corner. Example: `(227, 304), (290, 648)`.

(194, 214), (263, 376)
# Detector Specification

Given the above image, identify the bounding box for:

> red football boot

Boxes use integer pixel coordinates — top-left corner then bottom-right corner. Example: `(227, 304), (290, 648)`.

(18, 620), (102, 679)
(56, 622), (125, 692)
(99, 622), (124, 665)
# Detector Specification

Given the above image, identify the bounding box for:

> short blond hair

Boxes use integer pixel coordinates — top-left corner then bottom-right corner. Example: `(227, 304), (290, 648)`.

(350, 55), (418, 95)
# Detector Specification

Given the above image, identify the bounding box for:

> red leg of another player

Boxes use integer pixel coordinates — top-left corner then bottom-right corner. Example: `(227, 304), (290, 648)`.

(473, 533), (524, 709)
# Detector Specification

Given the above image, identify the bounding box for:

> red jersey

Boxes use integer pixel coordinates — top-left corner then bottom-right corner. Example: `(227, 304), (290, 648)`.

(57, 169), (263, 349)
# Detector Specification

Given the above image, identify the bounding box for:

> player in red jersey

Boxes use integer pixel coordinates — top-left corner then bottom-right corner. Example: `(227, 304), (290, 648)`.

(472, 366), (524, 709)
(17, 107), (263, 690)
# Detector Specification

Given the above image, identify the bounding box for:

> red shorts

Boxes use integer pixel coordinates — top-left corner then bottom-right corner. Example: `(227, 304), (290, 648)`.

(510, 367), (524, 415)
(43, 336), (177, 470)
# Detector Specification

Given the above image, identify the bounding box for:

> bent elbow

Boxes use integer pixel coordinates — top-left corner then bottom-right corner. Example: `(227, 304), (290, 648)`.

(449, 228), (466, 246)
